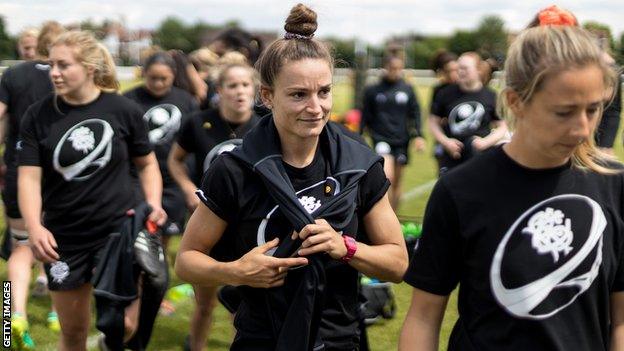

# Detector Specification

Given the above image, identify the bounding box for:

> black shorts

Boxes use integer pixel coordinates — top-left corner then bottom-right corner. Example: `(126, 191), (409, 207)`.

(595, 112), (620, 148)
(1, 166), (21, 219)
(44, 241), (107, 291)
(373, 140), (409, 165)
(162, 186), (186, 236)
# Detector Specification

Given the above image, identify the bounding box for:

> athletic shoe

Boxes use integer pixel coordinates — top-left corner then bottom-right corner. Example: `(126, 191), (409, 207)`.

(47, 311), (60, 332)
(31, 276), (49, 297)
(10, 314), (35, 350)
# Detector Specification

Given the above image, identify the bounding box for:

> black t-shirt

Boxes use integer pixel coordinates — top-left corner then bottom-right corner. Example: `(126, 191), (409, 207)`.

(361, 78), (422, 145)
(18, 92), (152, 250)
(431, 84), (500, 142)
(404, 146), (624, 350)
(123, 85), (198, 186)
(0, 60), (54, 168)
(197, 145), (389, 350)
(177, 109), (260, 184)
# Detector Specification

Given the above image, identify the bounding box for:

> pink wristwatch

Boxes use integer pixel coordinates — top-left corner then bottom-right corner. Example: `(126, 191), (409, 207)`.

(341, 235), (357, 262)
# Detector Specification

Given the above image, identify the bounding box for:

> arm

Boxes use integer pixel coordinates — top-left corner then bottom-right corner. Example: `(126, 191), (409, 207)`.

(186, 63), (208, 103)
(472, 120), (508, 151)
(0, 101), (7, 145)
(18, 165), (59, 262)
(167, 142), (199, 211)
(429, 114), (463, 159)
(175, 203), (308, 287)
(407, 88), (426, 151)
(296, 193), (408, 283)
(133, 152), (166, 225)
(612, 292), (624, 351)
(398, 288), (449, 351)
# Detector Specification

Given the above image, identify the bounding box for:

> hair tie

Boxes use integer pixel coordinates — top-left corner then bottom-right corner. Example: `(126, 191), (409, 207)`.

(284, 32), (314, 40)
(538, 5), (577, 26)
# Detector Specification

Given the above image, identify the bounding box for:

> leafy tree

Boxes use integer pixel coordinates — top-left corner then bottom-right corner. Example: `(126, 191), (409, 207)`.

(583, 21), (615, 52)
(152, 16), (193, 52)
(0, 16), (16, 60)
(448, 30), (479, 55)
(475, 15), (507, 62)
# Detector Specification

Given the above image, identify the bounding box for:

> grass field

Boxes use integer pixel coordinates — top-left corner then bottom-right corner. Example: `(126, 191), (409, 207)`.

(1, 79), (623, 350)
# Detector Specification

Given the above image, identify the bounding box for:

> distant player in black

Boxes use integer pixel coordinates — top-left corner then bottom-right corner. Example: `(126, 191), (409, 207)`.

(361, 55), (425, 209)
(175, 4), (407, 350)
(429, 52), (508, 174)
(168, 62), (260, 351)
(0, 21), (65, 348)
(400, 25), (624, 351)
(17, 31), (166, 350)
(594, 53), (622, 154)
(430, 50), (458, 103)
(124, 52), (198, 251)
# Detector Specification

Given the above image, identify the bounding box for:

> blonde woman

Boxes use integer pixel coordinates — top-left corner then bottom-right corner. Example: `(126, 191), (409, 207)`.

(400, 25), (624, 351)
(17, 31), (165, 351)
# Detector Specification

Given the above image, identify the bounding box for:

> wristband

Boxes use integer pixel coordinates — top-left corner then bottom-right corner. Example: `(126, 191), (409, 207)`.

(341, 235), (357, 262)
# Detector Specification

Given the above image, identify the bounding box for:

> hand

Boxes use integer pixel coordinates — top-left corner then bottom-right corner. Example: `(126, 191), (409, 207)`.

(234, 238), (308, 288)
(293, 219), (348, 260)
(185, 190), (200, 212)
(29, 225), (59, 263)
(147, 204), (168, 226)
(412, 137), (426, 153)
(471, 136), (488, 151)
(442, 138), (463, 159)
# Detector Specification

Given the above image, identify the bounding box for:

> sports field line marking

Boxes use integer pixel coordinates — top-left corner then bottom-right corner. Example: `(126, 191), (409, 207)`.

(402, 179), (436, 200)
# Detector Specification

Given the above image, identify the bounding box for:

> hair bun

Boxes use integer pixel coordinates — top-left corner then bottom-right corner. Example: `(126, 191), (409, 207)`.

(284, 3), (318, 37)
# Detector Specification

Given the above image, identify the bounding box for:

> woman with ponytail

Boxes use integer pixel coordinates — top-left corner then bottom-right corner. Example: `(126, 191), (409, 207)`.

(399, 20), (624, 351)
(17, 30), (166, 350)
(175, 4), (407, 350)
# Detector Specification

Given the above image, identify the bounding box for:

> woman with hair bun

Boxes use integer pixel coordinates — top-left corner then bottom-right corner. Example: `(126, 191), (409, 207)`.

(17, 30), (166, 350)
(175, 4), (407, 350)
(400, 24), (624, 351)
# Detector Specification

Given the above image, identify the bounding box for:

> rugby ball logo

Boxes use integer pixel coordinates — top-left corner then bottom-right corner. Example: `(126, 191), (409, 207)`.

(203, 139), (243, 172)
(143, 104), (181, 145)
(449, 101), (485, 136)
(490, 194), (605, 320)
(257, 178), (339, 256)
(53, 119), (114, 181)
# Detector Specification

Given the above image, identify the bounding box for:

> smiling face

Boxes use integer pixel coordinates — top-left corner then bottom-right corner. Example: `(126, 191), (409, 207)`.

(261, 58), (332, 139)
(509, 64), (606, 165)
(144, 63), (175, 98)
(49, 44), (93, 98)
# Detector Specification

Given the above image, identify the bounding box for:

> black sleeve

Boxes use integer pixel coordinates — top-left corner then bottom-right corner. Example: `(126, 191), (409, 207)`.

(613, 174), (624, 292)
(195, 155), (240, 222)
(360, 87), (374, 134)
(488, 90), (502, 121)
(17, 106), (41, 166)
(126, 104), (152, 157)
(407, 85), (422, 138)
(358, 160), (390, 214)
(430, 88), (445, 117)
(177, 115), (197, 153)
(0, 68), (11, 105)
(403, 179), (462, 295)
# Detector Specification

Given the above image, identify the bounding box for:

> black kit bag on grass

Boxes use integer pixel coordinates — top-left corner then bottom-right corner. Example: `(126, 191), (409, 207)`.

(359, 280), (397, 325)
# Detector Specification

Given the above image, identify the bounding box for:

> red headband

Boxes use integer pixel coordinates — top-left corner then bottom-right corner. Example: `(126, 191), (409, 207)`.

(538, 5), (577, 26)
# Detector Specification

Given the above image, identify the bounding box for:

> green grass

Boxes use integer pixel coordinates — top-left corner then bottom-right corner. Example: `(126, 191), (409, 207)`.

(1, 81), (622, 350)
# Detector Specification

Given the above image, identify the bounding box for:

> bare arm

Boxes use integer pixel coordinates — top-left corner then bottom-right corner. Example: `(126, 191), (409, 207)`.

(175, 203), (309, 287)
(296, 193), (408, 283)
(611, 292), (624, 351)
(133, 152), (166, 225)
(429, 114), (463, 159)
(0, 101), (7, 145)
(399, 288), (449, 351)
(472, 120), (509, 150)
(167, 142), (199, 211)
(18, 165), (59, 262)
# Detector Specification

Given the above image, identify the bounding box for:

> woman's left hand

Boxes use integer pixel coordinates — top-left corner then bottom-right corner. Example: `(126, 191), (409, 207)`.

(293, 219), (348, 260)
(148, 204), (168, 226)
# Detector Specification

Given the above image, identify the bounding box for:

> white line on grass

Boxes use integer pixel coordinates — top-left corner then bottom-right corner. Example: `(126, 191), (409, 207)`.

(402, 179), (436, 200)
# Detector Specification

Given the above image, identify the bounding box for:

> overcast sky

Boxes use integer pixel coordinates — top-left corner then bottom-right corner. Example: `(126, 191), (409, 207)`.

(2, 1), (623, 44)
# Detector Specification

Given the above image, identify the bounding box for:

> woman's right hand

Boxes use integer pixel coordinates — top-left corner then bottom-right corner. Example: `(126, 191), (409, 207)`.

(29, 225), (59, 263)
(233, 238), (308, 288)
(442, 138), (463, 159)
